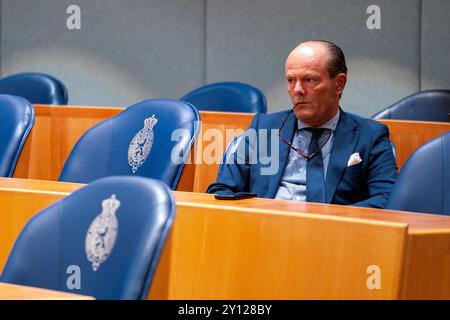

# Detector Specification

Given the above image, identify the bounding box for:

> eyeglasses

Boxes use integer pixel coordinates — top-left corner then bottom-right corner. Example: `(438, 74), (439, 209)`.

(277, 109), (332, 160)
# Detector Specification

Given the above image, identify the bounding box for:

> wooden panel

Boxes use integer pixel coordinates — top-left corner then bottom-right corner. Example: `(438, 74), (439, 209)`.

(12, 105), (255, 192)
(401, 231), (450, 299)
(13, 105), (449, 194)
(148, 202), (408, 299)
(0, 282), (94, 300)
(189, 111), (253, 192)
(378, 119), (450, 169)
(0, 181), (82, 269)
(14, 105), (123, 181)
(1, 178), (450, 299)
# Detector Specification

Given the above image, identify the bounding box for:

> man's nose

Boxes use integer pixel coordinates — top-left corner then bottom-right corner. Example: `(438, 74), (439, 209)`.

(294, 80), (305, 95)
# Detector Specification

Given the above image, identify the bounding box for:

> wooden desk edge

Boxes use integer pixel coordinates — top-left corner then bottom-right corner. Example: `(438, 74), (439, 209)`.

(3, 178), (450, 232)
(0, 282), (94, 300)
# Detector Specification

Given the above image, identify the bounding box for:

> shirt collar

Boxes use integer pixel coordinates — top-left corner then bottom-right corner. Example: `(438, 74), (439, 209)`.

(297, 108), (340, 132)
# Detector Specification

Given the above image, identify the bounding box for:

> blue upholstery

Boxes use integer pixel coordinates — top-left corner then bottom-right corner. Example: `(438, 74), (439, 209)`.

(0, 72), (68, 105)
(59, 99), (200, 189)
(371, 90), (450, 122)
(0, 176), (175, 300)
(386, 131), (450, 215)
(181, 81), (267, 113)
(0, 94), (35, 177)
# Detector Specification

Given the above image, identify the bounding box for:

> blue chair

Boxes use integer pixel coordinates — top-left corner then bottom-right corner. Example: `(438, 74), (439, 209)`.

(371, 90), (450, 122)
(386, 131), (450, 215)
(59, 99), (200, 189)
(181, 81), (267, 113)
(0, 94), (35, 177)
(0, 72), (68, 105)
(0, 176), (175, 300)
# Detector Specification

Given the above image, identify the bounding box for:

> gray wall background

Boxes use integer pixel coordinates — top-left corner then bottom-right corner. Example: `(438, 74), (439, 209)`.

(0, 0), (449, 116)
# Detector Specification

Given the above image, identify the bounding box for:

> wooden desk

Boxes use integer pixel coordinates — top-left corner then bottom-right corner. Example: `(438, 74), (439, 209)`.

(13, 105), (450, 193)
(1, 178), (449, 299)
(0, 282), (94, 300)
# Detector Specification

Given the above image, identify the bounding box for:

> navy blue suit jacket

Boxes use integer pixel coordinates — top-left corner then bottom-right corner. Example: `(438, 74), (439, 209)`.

(207, 109), (398, 208)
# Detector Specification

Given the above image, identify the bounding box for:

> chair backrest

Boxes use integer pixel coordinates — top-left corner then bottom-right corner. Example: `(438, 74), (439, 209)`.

(181, 81), (267, 113)
(371, 89), (450, 122)
(59, 99), (200, 189)
(0, 94), (35, 177)
(0, 176), (175, 300)
(0, 72), (68, 105)
(386, 131), (450, 215)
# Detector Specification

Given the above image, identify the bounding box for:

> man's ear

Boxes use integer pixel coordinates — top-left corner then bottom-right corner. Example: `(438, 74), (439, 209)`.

(335, 73), (347, 96)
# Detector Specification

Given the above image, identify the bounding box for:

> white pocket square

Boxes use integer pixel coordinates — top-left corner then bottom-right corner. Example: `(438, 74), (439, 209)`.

(347, 152), (362, 167)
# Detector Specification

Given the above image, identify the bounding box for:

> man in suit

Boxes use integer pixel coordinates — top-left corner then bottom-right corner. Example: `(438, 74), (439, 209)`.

(207, 40), (397, 208)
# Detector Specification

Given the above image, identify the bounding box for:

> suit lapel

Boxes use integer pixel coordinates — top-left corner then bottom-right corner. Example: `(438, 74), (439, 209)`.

(267, 111), (296, 198)
(325, 111), (358, 203)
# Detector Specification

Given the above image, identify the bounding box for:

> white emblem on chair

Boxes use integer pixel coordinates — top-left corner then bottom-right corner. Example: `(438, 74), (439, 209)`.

(85, 194), (120, 272)
(128, 115), (157, 173)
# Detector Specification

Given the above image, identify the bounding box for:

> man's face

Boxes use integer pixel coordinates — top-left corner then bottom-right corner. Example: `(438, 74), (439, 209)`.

(285, 43), (346, 127)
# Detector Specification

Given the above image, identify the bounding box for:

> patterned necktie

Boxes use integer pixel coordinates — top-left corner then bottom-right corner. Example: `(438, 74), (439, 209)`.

(305, 128), (326, 203)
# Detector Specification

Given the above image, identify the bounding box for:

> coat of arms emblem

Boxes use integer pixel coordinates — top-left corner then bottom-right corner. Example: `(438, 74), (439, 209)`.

(128, 115), (158, 173)
(85, 194), (120, 272)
